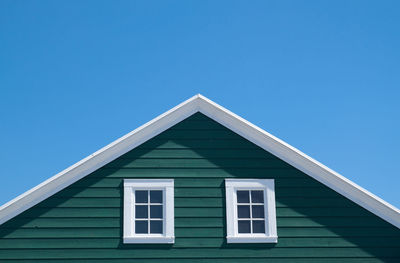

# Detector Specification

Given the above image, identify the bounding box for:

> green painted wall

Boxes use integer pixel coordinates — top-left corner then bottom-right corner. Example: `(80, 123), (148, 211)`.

(0, 113), (399, 262)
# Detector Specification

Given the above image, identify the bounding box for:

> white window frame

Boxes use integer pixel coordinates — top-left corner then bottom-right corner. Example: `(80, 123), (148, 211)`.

(225, 179), (277, 243)
(123, 179), (174, 244)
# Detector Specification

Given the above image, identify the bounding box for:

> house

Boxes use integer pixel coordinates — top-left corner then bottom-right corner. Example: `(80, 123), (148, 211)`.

(0, 94), (399, 262)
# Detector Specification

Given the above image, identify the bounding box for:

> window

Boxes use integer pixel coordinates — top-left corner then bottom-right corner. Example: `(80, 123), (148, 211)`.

(123, 179), (174, 243)
(225, 179), (277, 243)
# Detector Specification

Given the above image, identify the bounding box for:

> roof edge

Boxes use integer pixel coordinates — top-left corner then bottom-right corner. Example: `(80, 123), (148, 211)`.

(0, 95), (201, 225)
(0, 94), (399, 228)
(196, 95), (400, 228)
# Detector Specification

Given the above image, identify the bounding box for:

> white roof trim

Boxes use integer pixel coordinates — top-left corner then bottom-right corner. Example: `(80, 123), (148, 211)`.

(0, 94), (399, 228)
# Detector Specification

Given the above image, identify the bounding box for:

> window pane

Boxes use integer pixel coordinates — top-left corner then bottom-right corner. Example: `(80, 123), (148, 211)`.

(238, 220), (251, 233)
(251, 190), (264, 203)
(237, 205), (250, 218)
(135, 220), (148, 234)
(252, 220), (265, 233)
(237, 190), (250, 203)
(150, 190), (163, 203)
(135, 190), (148, 203)
(150, 220), (163, 234)
(150, 205), (163, 219)
(252, 205), (265, 218)
(135, 205), (148, 219)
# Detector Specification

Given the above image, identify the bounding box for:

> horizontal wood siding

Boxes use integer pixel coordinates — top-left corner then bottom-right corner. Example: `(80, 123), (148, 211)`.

(0, 113), (399, 262)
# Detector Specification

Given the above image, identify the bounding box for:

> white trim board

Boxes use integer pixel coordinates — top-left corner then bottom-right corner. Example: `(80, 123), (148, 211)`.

(225, 179), (278, 243)
(0, 94), (399, 228)
(123, 179), (174, 244)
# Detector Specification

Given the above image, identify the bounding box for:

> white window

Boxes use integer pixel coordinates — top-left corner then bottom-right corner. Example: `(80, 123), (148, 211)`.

(225, 179), (277, 243)
(123, 179), (174, 243)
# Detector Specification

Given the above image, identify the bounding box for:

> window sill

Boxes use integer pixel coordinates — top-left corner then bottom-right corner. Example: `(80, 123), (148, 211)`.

(226, 235), (278, 243)
(123, 236), (175, 244)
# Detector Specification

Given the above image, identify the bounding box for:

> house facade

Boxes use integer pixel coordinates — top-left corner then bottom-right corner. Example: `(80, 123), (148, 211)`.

(0, 95), (399, 262)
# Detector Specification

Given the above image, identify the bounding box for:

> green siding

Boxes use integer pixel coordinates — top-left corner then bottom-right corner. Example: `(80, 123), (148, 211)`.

(0, 113), (399, 262)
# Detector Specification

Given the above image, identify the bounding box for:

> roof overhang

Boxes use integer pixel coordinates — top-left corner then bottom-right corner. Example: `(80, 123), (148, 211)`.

(0, 94), (399, 228)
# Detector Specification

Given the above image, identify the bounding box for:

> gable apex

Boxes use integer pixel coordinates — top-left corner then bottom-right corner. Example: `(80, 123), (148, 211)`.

(0, 94), (399, 228)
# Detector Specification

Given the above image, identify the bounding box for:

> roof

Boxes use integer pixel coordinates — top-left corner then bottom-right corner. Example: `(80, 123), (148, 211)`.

(0, 94), (399, 228)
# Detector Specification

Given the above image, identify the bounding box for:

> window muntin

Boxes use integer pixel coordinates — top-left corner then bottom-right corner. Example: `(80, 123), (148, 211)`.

(237, 190), (265, 234)
(134, 190), (163, 234)
(123, 179), (174, 244)
(225, 179), (277, 243)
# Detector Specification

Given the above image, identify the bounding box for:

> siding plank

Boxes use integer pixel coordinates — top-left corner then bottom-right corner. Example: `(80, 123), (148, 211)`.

(92, 168), (307, 178)
(71, 177), (323, 188)
(105, 158), (294, 169)
(1, 237), (399, 249)
(0, 248), (398, 259)
(121, 149), (277, 159)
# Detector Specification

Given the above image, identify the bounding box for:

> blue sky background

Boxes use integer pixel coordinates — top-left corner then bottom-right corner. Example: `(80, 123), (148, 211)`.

(1, 1), (399, 208)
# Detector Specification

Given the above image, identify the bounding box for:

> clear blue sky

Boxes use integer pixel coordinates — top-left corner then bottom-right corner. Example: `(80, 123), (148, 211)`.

(1, 1), (399, 208)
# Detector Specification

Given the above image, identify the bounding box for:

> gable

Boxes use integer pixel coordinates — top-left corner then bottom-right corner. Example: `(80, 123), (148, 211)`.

(0, 95), (398, 229)
(0, 112), (399, 261)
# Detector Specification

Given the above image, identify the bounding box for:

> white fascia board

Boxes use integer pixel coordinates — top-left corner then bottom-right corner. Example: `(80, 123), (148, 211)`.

(0, 95), (200, 226)
(0, 94), (399, 229)
(196, 94), (400, 228)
